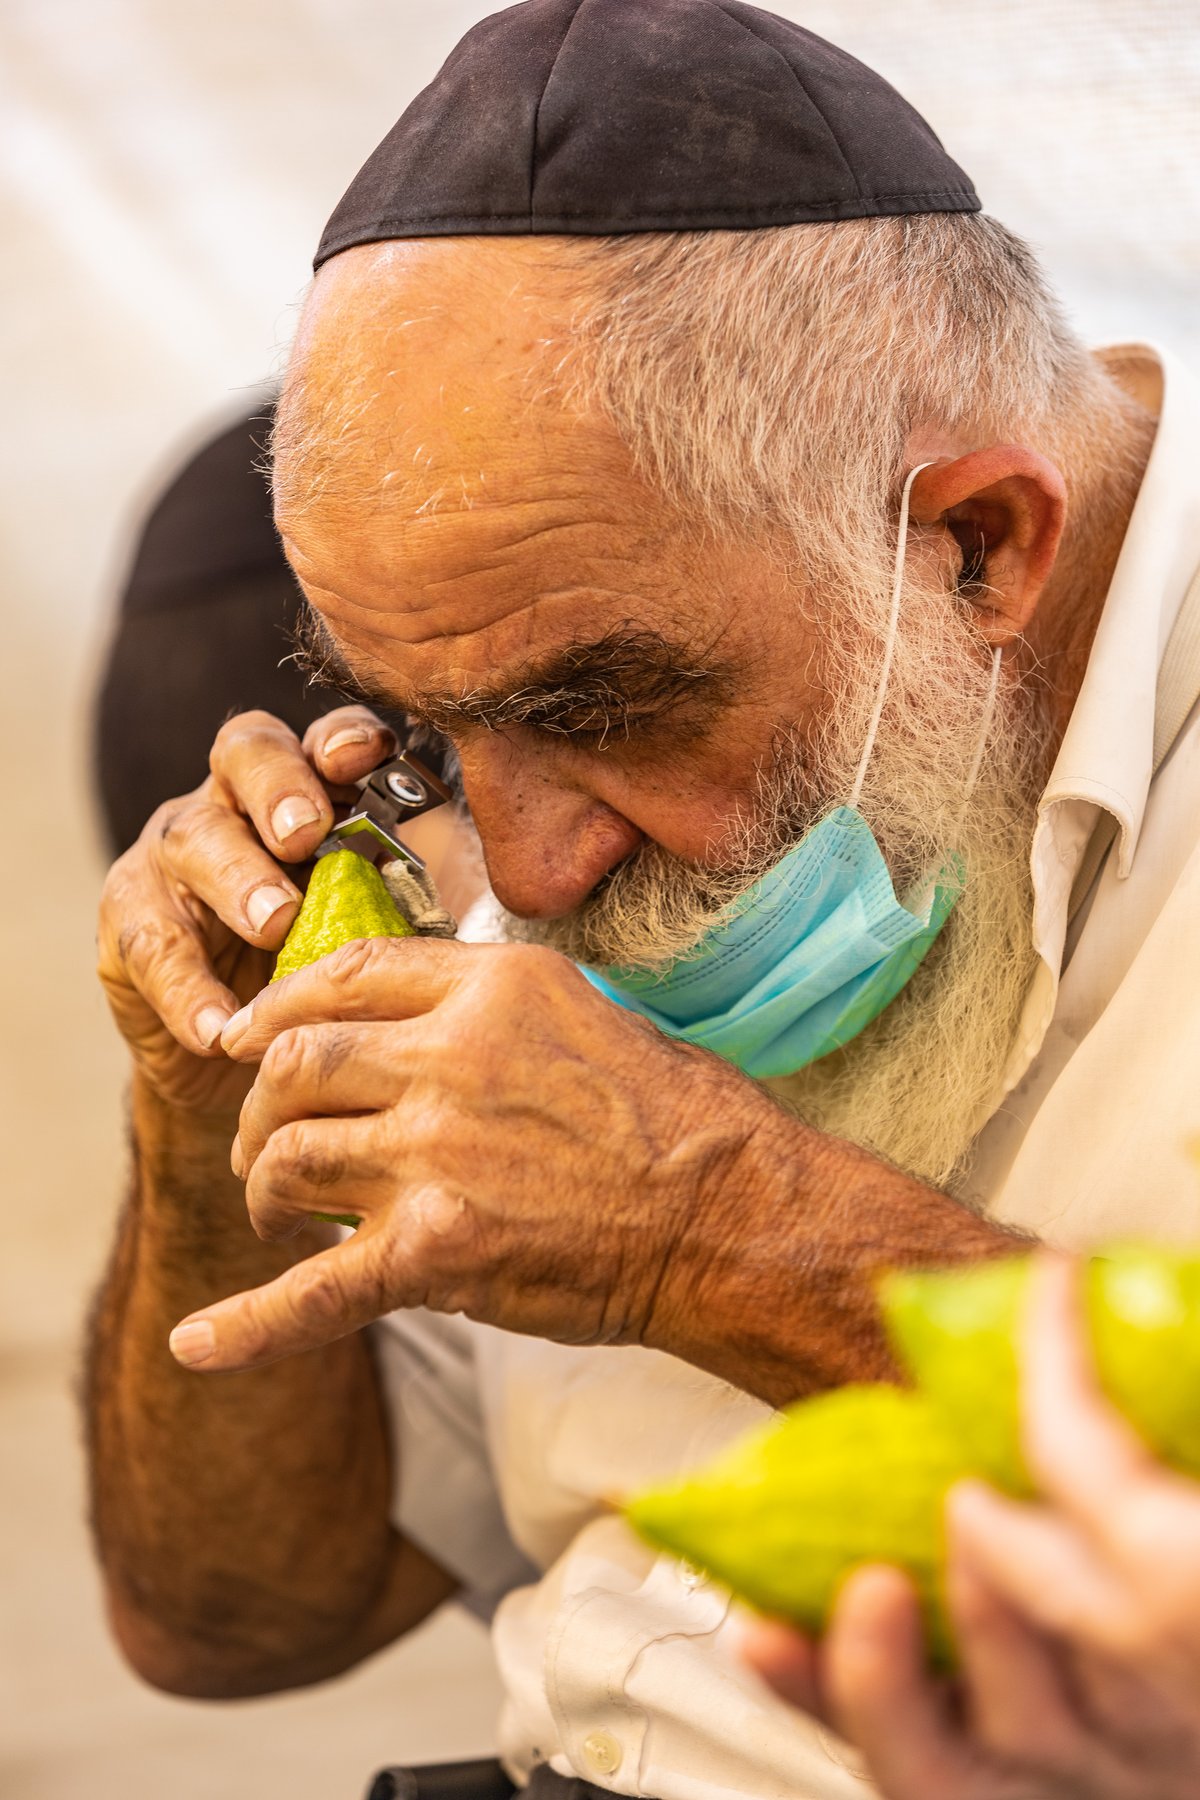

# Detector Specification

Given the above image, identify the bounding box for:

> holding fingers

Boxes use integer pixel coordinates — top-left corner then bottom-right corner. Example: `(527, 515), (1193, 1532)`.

(96, 703), (395, 1111)
(949, 1255), (1200, 1715)
(745, 1253), (1200, 1798)
(168, 930), (758, 1375)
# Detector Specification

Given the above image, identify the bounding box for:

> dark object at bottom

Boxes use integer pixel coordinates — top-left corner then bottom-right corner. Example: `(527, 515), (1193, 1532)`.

(366, 1757), (642, 1800)
(366, 1759), (515, 1800)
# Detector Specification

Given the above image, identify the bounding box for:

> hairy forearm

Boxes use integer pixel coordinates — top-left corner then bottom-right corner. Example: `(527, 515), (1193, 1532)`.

(653, 1111), (1025, 1409)
(84, 1075), (398, 1693)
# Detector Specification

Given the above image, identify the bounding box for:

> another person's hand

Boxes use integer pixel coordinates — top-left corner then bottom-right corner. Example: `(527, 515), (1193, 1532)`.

(744, 1254), (1200, 1799)
(97, 705), (395, 1112)
(162, 932), (772, 1369)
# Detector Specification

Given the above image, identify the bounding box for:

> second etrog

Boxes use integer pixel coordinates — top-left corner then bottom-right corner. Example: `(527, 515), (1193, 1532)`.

(627, 1385), (967, 1665)
(883, 1248), (1200, 1490)
(272, 848), (414, 982)
(626, 1243), (1200, 1667)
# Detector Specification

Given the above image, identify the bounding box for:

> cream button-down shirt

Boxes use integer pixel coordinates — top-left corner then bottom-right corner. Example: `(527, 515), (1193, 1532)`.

(374, 344), (1200, 1800)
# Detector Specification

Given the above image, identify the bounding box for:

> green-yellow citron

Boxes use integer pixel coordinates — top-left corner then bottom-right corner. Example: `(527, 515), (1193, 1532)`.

(626, 1244), (1200, 1667)
(270, 849), (414, 1224)
(272, 847), (414, 983)
(626, 1385), (967, 1666)
(883, 1247), (1200, 1490)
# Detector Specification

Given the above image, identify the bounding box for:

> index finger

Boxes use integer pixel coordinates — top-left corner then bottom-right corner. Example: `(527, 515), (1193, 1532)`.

(302, 705), (396, 785)
(168, 1227), (402, 1372)
(209, 710), (334, 862)
(220, 932), (467, 1058)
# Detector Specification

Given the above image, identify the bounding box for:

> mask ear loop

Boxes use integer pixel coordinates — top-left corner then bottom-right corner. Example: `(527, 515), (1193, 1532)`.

(907, 641), (1004, 918)
(961, 643), (1005, 805)
(848, 462), (934, 811)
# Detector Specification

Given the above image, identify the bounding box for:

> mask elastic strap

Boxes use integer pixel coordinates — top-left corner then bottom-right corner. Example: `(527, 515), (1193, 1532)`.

(848, 462), (934, 810)
(906, 640), (1004, 918)
(961, 644), (1004, 803)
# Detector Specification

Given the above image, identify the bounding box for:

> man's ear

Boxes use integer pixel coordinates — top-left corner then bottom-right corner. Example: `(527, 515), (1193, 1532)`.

(908, 447), (1067, 646)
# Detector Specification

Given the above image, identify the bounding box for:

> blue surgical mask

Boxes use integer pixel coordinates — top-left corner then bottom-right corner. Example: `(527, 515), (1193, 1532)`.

(581, 465), (1002, 1080)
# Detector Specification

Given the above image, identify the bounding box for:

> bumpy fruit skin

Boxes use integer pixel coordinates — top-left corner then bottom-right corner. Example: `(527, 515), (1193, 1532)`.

(1087, 1250), (1200, 1478)
(882, 1248), (1200, 1491)
(269, 849), (414, 1224)
(627, 1244), (1200, 1670)
(626, 1385), (967, 1665)
(882, 1258), (1032, 1494)
(272, 848), (414, 983)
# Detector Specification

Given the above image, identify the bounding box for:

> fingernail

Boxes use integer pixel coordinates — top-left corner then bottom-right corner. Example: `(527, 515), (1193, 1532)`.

(230, 1136), (245, 1179)
(221, 1003), (254, 1049)
(247, 882), (298, 934)
(325, 726), (373, 754)
(271, 796), (322, 842)
(196, 1004), (233, 1049)
(169, 1320), (215, 1367)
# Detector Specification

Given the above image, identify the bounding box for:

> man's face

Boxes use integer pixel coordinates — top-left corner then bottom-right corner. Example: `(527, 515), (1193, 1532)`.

(275, 240), (828, 927)
(275, 237), (1050, 1191)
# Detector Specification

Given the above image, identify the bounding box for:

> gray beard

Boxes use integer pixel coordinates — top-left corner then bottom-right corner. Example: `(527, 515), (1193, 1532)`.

(504, 568), (1054, 1194)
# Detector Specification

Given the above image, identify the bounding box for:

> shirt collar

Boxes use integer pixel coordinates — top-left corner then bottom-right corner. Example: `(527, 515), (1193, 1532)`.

(1031, 344), (1200, 959)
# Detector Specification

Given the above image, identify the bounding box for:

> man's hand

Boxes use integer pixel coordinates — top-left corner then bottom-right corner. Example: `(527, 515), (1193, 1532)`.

(96, 704), (395, 1112)
(165, 934), (766, 1370)
(743, 1256), (1200, 1799)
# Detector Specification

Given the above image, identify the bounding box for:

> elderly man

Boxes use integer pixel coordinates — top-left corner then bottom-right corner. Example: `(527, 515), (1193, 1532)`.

(88, 3), (1200, 1798)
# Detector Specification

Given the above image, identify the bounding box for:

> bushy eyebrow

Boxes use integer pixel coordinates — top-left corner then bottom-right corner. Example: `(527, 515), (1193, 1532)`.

(288, 602), (734, 744)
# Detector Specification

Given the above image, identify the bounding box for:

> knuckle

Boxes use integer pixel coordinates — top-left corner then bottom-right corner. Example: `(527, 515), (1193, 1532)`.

(260, 1025), (313, 1088)
(211, 708), (285, 758)
(318, 1026), (354, 1080)
(98, 855), (140, 953)
(354, 1233), (400, 1317)
(326, 934), (398, 990)
(405, 1186), (484, 1278)
(507, 942), (565, 984)
(287, 1257), (352, 1332)
(272, 1120), (346, 1192)
(483, 942), (568, 1007)
(116, 914), (184, 978)
(158, 798), (227, 861)
(145, 797), (189, 843)
(315, 702), (387, 738)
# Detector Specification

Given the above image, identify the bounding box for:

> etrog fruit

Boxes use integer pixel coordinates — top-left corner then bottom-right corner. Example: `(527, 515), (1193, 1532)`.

(272, 848), (414, 982)
(626, 1385), (968, 1665)
(884, 1248), (1200, 1490)
(881, 1257), (1033, 1494)
(270, 848), (414, 1225)
(627, 1243), (1200, 1668)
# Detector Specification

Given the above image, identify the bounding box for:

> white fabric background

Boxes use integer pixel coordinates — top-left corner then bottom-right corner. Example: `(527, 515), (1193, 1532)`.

(1, 3), (1196, 1795)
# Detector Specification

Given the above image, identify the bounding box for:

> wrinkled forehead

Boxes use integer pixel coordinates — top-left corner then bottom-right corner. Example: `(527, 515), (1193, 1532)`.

(272, 239), (722, 678)
(274, 238), (621, 551)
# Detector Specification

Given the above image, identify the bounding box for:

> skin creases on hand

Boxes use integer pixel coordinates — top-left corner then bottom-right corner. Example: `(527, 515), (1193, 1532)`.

(172, 934), (765, 1375)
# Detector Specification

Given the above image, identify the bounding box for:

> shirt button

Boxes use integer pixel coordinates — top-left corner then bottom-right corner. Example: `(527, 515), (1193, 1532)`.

(582, 1730), (623, 1778)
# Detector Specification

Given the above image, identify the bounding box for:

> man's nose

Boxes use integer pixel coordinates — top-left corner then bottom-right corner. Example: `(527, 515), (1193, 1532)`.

(457, 738), (644, 919)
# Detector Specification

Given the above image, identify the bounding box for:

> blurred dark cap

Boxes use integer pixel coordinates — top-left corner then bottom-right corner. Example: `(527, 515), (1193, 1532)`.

(314, 0), (979, 268)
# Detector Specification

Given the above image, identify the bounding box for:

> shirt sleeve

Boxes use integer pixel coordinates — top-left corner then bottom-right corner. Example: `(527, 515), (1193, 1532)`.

(370, 1308), (539, 1621)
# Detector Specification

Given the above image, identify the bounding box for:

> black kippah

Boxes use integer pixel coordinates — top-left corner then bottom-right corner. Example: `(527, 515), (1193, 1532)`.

(314, 0), (979, 269)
